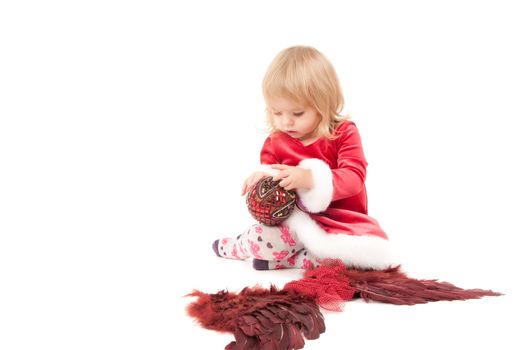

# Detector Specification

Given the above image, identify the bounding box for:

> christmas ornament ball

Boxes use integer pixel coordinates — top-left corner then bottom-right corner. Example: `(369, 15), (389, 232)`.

(246, 176), (296, 226)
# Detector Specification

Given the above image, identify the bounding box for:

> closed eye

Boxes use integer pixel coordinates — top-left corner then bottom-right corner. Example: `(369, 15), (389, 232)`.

(294, 112), (304, 117)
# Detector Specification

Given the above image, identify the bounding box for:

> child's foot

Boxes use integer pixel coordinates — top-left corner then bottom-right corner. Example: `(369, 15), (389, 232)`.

(212, 239), (220, 257)
(251, 250), (321, 270)
(252, 258), (295, 270)
(213, 237), (249, 260)
(252, 259), (269, 270)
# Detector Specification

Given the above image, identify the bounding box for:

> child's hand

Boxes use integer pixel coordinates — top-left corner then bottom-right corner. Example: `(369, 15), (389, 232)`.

(270, 164), (313, 191)
(241, 171), (268, 196)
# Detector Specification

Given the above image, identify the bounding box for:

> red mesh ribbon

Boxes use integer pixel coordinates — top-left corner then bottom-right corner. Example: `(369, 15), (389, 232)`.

(187, 261), (502, 348)
(283, 260), (356, 311)
(283, 259), (503, 310)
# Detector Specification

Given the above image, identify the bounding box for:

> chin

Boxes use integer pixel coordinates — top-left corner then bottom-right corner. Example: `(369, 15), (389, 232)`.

(285, 131), (302, 138)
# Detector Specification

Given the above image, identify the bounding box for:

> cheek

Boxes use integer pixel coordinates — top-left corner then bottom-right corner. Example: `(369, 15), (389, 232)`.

(306, 114), (320, 130)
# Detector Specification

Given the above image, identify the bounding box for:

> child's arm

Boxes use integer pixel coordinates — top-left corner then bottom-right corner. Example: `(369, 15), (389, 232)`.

(330, 124), (367, 201)
(241, 171), (268, 196)
(260, 137), (278, 165)
(240, 137), (280, 196)
(289, 123), (367, 213)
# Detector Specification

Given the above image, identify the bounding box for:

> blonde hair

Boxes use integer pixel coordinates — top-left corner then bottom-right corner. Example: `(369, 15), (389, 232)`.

(262, 46), (347, 139)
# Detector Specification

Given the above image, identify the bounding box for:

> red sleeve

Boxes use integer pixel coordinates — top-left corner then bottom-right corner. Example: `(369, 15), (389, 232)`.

(331, 123), (368, 201)
(260, 136), (278, 165)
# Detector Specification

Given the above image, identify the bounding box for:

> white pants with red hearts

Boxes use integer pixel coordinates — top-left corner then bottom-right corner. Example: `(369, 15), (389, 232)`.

(217, 223), (320, 270)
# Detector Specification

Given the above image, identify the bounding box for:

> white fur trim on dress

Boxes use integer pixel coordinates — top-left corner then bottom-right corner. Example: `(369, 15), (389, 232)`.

(285, 210), (399, 270)
(296, 158), (333, 213)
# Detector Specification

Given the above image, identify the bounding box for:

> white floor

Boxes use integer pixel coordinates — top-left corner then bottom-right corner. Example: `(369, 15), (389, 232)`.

(177, 233), (523, 350)
(2, 1), (526, 349)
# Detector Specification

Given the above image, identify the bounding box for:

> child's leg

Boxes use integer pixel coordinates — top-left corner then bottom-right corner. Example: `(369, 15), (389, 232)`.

(214, 223), (320, 270)
(212, 229), (252, 261)
(255, 248), (321, 271)
(247, 224), (321, 270)
(241, 224), (301, 260)
(214, 223), (302, 261)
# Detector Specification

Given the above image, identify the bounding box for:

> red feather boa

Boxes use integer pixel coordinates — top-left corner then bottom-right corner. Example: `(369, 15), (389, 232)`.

(187, 261), (501, 349)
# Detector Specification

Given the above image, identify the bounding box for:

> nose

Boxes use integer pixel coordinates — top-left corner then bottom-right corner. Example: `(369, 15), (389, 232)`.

(284, 116), (294, 127)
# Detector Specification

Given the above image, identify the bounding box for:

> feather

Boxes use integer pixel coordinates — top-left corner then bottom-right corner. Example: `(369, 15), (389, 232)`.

(344, 265), (502, 305)
(284, 260), (501, 308)
(187, 286), (325, 349)
(186, 261), (502, 348)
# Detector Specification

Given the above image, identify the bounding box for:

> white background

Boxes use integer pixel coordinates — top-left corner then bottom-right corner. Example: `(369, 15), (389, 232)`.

(1, 1), (526, 349)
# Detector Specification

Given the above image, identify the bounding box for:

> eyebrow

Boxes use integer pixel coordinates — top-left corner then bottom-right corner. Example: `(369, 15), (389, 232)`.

(269, 106), (304, 112)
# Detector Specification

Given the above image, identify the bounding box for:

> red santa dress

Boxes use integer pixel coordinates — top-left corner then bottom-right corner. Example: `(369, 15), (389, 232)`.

(259, 120), (398, 269)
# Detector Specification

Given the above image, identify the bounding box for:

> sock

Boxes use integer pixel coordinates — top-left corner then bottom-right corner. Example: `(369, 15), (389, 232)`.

(252, 249), (321, 270)
(213, 236), (249, 260)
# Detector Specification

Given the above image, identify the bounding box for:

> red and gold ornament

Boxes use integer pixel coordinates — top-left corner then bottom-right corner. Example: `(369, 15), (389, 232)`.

(246, 176), (296, 226)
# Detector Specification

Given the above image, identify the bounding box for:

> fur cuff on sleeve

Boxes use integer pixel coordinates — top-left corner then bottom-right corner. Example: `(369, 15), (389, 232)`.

(296, 158), (333, 213)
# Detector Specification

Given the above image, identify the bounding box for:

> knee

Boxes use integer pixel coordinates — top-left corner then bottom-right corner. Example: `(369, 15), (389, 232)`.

(244, 224), (303, 261)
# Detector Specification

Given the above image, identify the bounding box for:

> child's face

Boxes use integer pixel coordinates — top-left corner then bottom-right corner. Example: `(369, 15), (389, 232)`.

(269, 97), (320, 142)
